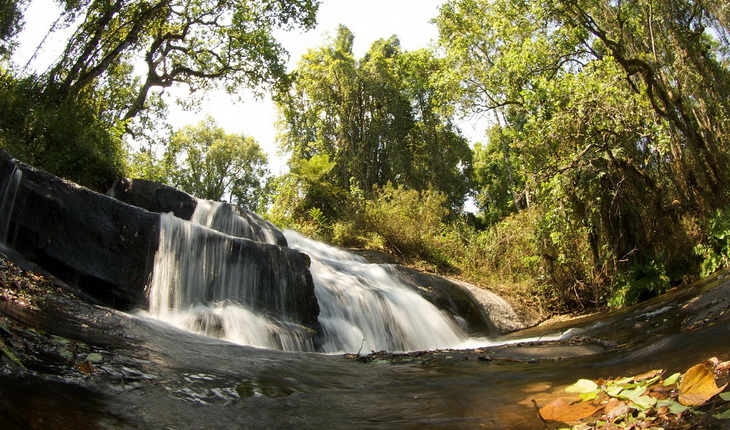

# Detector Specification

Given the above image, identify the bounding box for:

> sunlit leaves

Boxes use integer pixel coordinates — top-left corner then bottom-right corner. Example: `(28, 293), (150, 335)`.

(678, 364), (729, 406)
(535, 358), (730, 428)
(565, 379), (598, 394)
(165, 115), (269, 210)
(44, 0), (320, 122)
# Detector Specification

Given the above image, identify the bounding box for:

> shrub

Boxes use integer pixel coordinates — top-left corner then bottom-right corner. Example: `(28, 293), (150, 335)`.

(694, 206), (730, 277)
(0, 74), (126, 191)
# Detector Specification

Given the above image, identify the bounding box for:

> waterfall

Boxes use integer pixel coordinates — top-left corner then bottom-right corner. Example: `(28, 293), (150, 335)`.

(285, 230), (468, 353)
(146, 205), (316, 352)
(190, 200), (284, 246)
(0, 167), (22, 246)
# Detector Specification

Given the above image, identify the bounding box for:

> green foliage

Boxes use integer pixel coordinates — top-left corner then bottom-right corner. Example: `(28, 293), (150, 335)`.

(0, 74), (125, 191)
(161, 116), (269, 211)
(608, 260), (670, 308)
(43, 0), (320, 123)
(275, 26), (472, 209)
(0, 0), (26, 59)
(268, 153), (345, 228)
(363, 183), (451, 267)
(694, 206), (730, 277)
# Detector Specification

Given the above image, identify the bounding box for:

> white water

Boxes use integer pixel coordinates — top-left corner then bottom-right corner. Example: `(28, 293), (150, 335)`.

(0, 167), (22, 246)
(190, 200), (282, 245)
(146, 203), (316, 351)
(285, 230), (469, 353)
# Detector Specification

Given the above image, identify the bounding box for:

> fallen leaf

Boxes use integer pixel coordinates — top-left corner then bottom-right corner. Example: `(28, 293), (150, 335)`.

(75, 360), (96, 376)
(714, 409), (730, 420)
(678, 364), (728, 406)
(656, 399), (689, 415)
(663, 372), (681, 386)
(579, 389), (600, 402)
(538, 398), (603, 422)
(634, 369), (663, 382)
(565, 379), (599, 394)
(604, 398), (631, 420)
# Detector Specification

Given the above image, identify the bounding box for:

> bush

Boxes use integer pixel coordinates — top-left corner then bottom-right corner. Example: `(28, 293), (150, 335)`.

(694, 206), (730, 277)
(608, 259), (670, 308)
(0, 74), (125, 191)
(363, 183), (452, 269)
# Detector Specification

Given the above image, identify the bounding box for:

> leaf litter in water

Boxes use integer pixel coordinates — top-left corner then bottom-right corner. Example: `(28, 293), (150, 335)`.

(678, 364), (728, 406)
(533, 357), (730, 428)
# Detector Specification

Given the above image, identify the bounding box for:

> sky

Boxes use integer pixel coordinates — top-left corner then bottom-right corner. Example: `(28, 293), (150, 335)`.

(14, 0), (485, 174)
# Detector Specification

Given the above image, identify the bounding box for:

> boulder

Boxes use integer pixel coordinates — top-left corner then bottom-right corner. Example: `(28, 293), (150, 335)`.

(0, 150), (158, 307)
(0, 151), (320, 330)
(108, 178), (197, 220)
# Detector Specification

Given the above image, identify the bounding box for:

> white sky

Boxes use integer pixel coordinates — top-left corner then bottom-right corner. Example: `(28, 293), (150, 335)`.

(14, 0), (486, 174)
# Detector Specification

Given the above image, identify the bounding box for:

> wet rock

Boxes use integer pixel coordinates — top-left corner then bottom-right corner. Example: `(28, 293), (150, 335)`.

(109, 178), (287, 247)
(393, 266), (534, 335)
(0, 150), (159, 308)
(108, 178), (197, 220)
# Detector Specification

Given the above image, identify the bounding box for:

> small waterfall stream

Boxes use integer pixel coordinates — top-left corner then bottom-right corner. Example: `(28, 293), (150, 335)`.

(146, 200), (477, 353)
(0, 167), (22, 246)
(285, 231), (468, 353)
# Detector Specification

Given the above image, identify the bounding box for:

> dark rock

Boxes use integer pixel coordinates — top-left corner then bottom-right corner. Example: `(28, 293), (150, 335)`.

(0, 151), (320, 330)
(108, 178), (197, 220)
(0, 150), (158, 308)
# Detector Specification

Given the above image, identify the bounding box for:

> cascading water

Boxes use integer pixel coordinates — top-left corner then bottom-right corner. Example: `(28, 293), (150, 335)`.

(284, 231), (469, 353)
(0, 167), (22, 246)
(146, 203), (317, 351)
(146, 199), (555, 354)
(190, 200), (283, 246)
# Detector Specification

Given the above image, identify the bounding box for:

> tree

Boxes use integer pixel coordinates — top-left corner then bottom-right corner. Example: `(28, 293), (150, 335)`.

(41, 0), (319, 123)
(556, 0), (730, 211)
(436, 0), (730, 309)
(165, 116), (269, 211)
(0, 0), (26, 59)
(276, 26), (472, 214)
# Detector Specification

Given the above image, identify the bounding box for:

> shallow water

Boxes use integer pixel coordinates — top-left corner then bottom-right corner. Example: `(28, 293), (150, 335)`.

(2, 269), (729, 429)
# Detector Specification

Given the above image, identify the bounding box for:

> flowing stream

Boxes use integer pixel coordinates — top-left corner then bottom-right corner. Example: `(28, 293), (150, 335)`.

(0, 167), (22, 246)
(285, 230), (468, 353)
(145, 200), (533, 354)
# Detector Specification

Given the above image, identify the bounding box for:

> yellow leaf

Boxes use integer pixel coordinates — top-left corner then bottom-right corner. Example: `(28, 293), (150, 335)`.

(565, 379), (598, 394)
(678, 364), (728, 406)
(538, 398), (603, 422)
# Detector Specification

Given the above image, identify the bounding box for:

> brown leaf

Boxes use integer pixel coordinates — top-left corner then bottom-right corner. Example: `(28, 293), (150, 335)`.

(75, 360), (96, 376)
(538, 398), (603, 422)
(604, 397), (631, 420)
(678, 364), (728, 406)
(634, 369), (663, 382)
